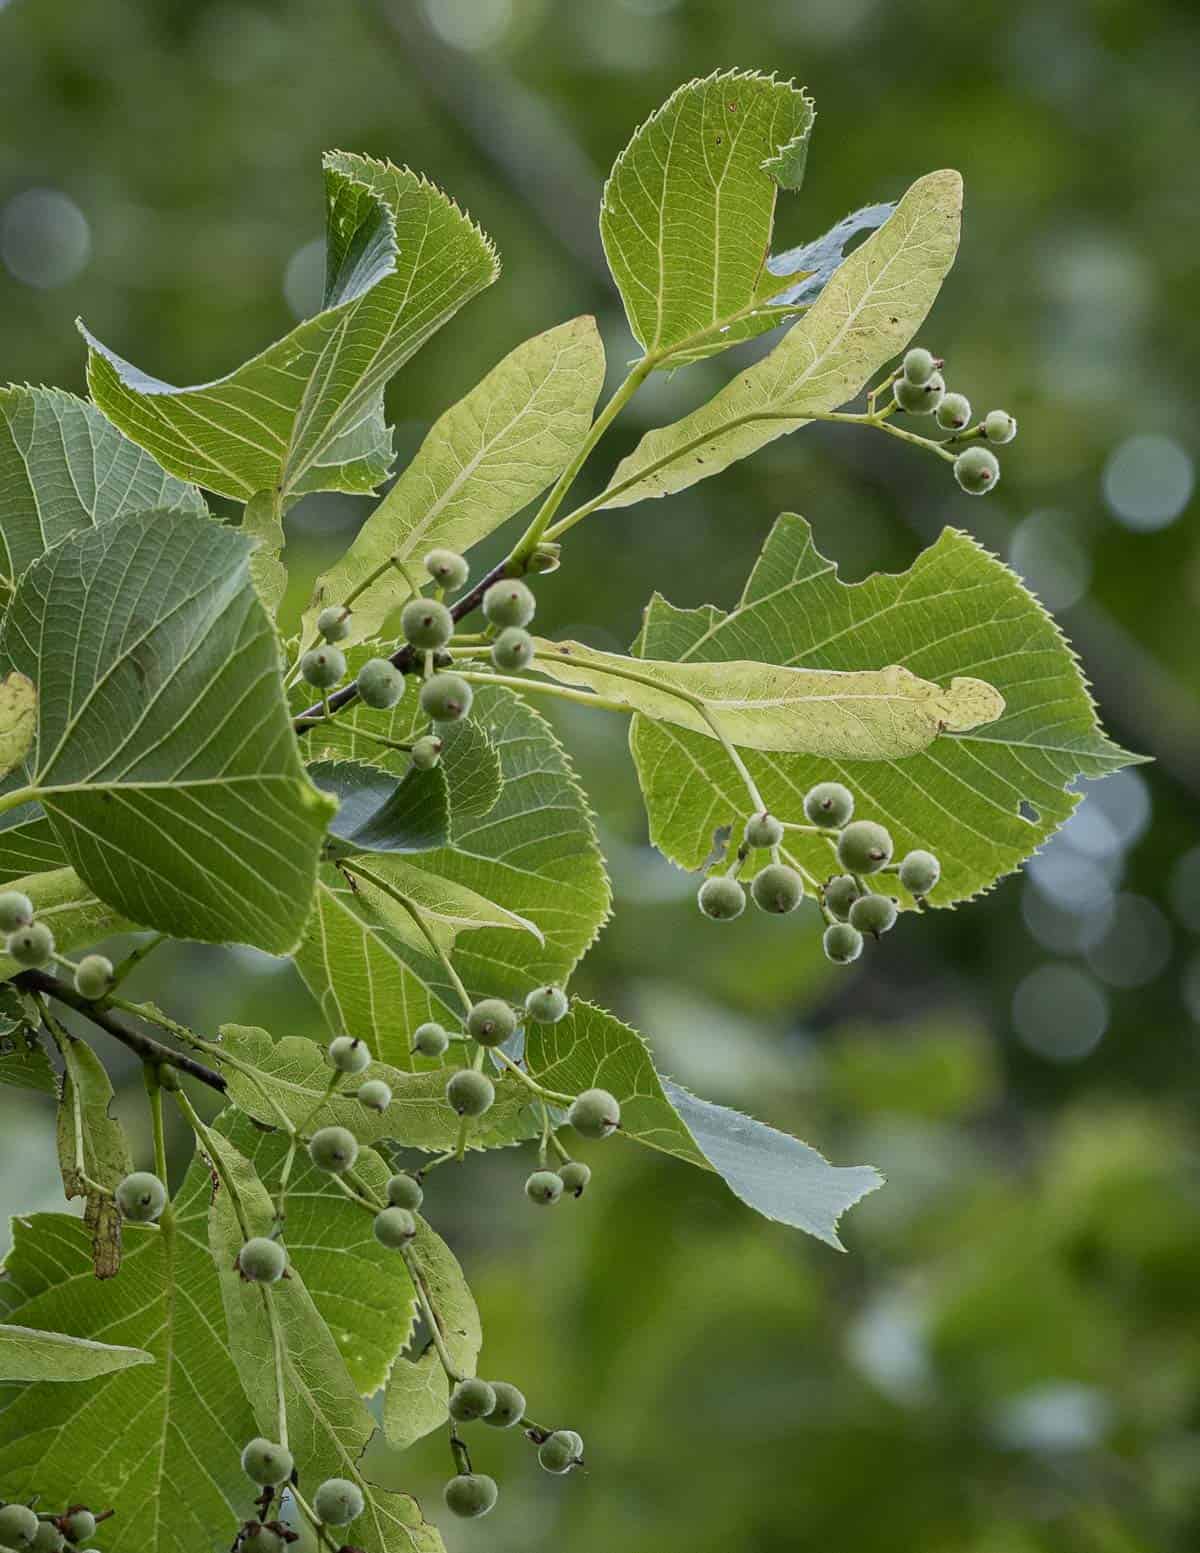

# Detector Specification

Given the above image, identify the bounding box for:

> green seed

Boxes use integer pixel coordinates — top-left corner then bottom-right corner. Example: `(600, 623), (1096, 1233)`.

(0, 1504), (40, 1546)
(983, 409), (1017, 444)
(698, 874), (746, 921)
(491, 626), (535, 671)
(449, 1376), (496, 1421)
(744, 811), (784, 849)
(412, 1021), (449, 1058)
(848, 893), (898, 938)
(356, 657), (404, 709)
(424, 548), (470, 590)
(823, 874), (862, 921)
(357, 1079), (392, 1112)
(313, 1478), (364, 1527)
(238, 1236), (287, 1284)
(387, 1173), (423, 1210)
(300, 646), (346, 688)
(241, 1437), (294, 1486)
(837, 820), (894, 875)
(401, 597), (454, 650)
(6, 920), (55, 968)
(484, 1380), (527, 1428)
(308, 1126), (359, 1174)
(525, 985), (569, 1023)
(935, 391), (972, 431)
(538, 1429), (583, 1474)
(953, 445), (1000, 494)
(410, 734), (443, 770)
(467, 997), (517, 1047)
(568, 1088), (620, 1140)
(419, 672), (473, 722)
(823, 922), (864, 964)
(443, 1473), (498, 1519)
(446, 1068), (494, 1117)
(803, 781), (854, 828)
(0, 891), (34, 933)
(74, 953), (114, 1000)
(115, 1171), (167, 1223)
(750, 863), (804, 915)
(373, 1207), (416, 1248)
(893, 372), (945, 414)
(898, 849), (941, 896)
(902, 347), (936, 385)
(328, 1035), (371, 1073)
(482, 578), (536, 629)
(558, 1160), (591, 1197)
(316, 606), (352, 643)
(526, 1170), (564, 1206)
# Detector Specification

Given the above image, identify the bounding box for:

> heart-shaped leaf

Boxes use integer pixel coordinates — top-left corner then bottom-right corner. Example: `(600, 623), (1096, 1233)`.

(311, 759), (450, 859)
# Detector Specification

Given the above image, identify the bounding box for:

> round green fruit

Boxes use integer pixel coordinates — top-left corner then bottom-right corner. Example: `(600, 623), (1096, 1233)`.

(424, 548), (469, 590)
(902, 347), (936, 385)
(983, 409), (1017, 444)
(482, 578), (536, 628)
(313, 1479), (363, 1527)
(401, 597), (454, 650)
(241, 1437), (294, 1486)
(698, 874), (745, 922)
(837, 820), (894, 874)
(412, 1021), (449, 1058)
(899, 849), (941, 896)
(803, 781), (854, 828)
(316, 606), (352, 643)
(491, 627), (535, 672)
(744, 811), (784, 849)
(443, 1474), (498, 1520)
(116, 1171), (167, 1223)
(893, 372), (944, 414)
(484, 1380), (527, 1428)
(239, 1526), (283, 1553)
(6, 921), (55, 968)
(525, 985), (568, 1023)
(823, 922), (864, 964)
(848, 893), (898, 938)
(31, 1521), (66, 1552)
(419, 672), (473, 723)
(308, 1127), (359, 1174)
(525, 1170), (564, 1206)
(467, 998), (517, 1047)
(238, 1236), (287, 1284)
(328, 1035), (371, 1073)
(953, 445), (1000, 494)
(448, 1376), (496, 1421)
(373, 1206), (416, 1248)
(446, 1068), (494, 1118)
(823, 874), (862, 921)
(356, 658), (404, 710)
(0, 1504), (40, 1546)
(568, 1088), (620, 1140)
(300, 646), (346, 689)
(751, 863), (804, 915)
(558, 1160), (591, 1197)
(356, 1079), (392, 1112)
(387, 1174), (423, 1211)
(538, 1429), (583, 1474)
(73, 954), (114, 1000)
(60, 1511), (95, 1548)
(409, 734), (443, 770)
(935, 391), (972, 431)
(0, 891), (34, 933)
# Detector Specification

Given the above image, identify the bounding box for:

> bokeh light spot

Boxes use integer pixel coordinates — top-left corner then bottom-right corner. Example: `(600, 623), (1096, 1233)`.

(0, 188), (91, 289)
(1103, 435), (1194, 531)
(1012, 963), (1109, 1062)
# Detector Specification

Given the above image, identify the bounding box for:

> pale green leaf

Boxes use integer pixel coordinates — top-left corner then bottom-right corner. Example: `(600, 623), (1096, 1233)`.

(54, 1032), (133, 1279)
(631, 513), (1138, 903)
(203, 1126), (446, 1552)
(0, 1181), (261, 1553)
(383, 1218), (480, 1450)
(0, 674), (36, 782)
(0, 1323), (153, 1382)
(599, 168), (962, 509)
(0, 866), (130, 983)
(343, 855), (543, 948)
(219, 1025), (537, 1151)
(0, 784), (67, 878)
(294, 684), (608, 1057)
(242, 489), (288, 615)
(83, 153), (498, 504)
(0, 384), (206, 581)
(528, 637), (1004, 757)
(764, 201), (895, 310)
(213, 1115), (416, 1398)
(303, 316), (606, 649)
(525, 1002), (881, 1249)
(0, 509), (336, 952)
(600, 70), (815, 364)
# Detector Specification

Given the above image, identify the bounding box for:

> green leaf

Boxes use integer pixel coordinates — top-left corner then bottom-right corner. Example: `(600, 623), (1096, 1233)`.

(294, 685), (608, 1057)
(0, 783), (67, 879)
(433, 716), (502, 819)
(598, 169), (962, 509)
(529, 637), (1004, 757)
(54, 1032), (134, 1279)
(214, 1115), (416, 1397)
(0, 674), (36, 782)
(383, 1218), (481, 1450)
(0, 1323), (154, 1382)
(312, 759), (450, 859)
(203, 1126), (445, 1553)
(631, 513), (1138, 903)
(0, 988), (56, 1094)
(0, 1184), (262, 1551)
(342, 855), (543, 949)
(0, 384), (206, 581)
(600, 70), (815, 364)
(83, 153), (498, 503)
(525, 1002), (881, 1249)
(0, 866), (130, 983)
(303, 316), (606, 649)
(219, 1025), (537, 1151)
(242, 488), (288, 615)
(0, 509), (336, 952)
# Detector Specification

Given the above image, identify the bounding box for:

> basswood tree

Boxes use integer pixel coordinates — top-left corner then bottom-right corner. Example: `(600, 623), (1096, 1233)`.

(0, 71), (1135, 1553)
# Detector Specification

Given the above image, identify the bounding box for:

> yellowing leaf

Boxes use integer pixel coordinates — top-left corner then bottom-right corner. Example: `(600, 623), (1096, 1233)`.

(0, 672), (36, 781)
(529, 638), (1004, 758)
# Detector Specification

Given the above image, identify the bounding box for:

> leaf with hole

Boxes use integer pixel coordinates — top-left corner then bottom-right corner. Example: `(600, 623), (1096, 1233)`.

(630, 512), (1138, 903)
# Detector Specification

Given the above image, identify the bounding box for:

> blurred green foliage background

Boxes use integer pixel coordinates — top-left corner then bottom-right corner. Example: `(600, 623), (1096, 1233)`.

(2, 1), (1199, 1549)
